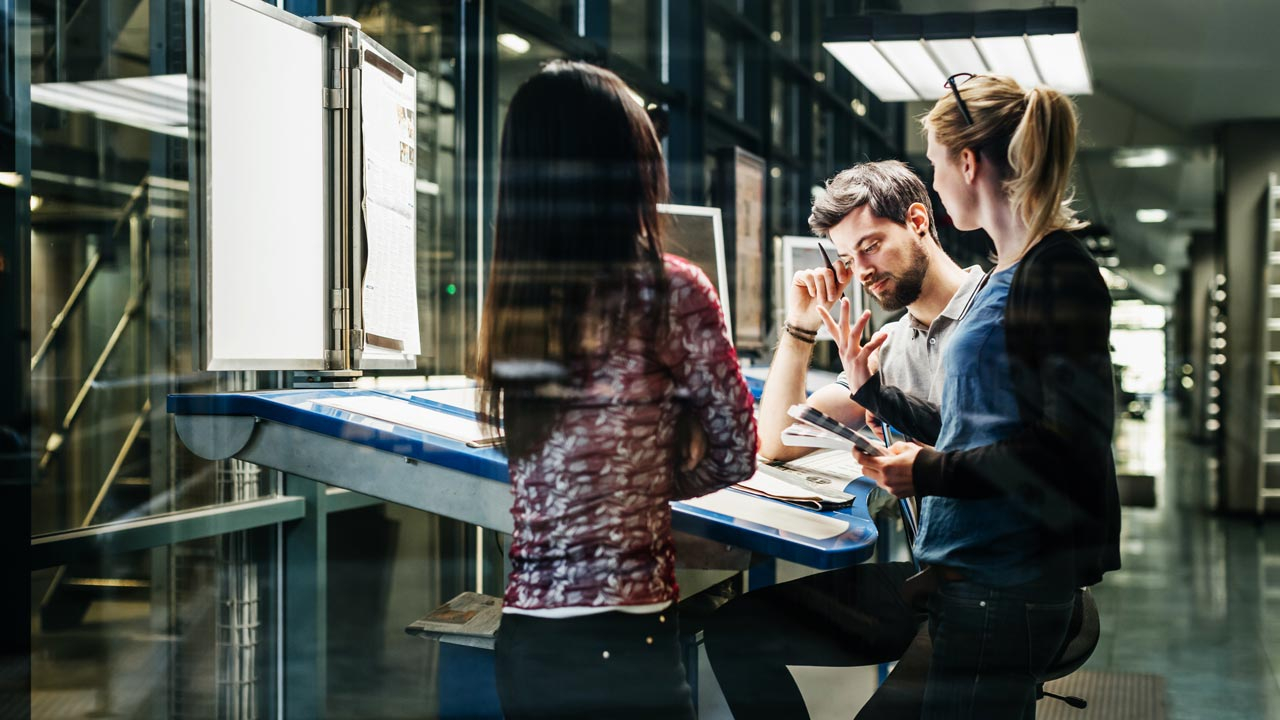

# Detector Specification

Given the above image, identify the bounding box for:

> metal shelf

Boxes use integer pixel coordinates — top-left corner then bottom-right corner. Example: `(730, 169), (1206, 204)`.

(1256, 176), (1280, 514)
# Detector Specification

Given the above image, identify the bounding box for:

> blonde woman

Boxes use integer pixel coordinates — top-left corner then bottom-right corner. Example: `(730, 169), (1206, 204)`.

(821, 74), (1121, 719)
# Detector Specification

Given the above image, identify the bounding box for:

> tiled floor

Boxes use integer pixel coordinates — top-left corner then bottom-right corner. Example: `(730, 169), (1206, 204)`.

(1084, 399), (1280, 719)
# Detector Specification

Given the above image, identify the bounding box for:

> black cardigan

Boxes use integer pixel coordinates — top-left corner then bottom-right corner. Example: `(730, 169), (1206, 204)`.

(853, 230), (1121, 589)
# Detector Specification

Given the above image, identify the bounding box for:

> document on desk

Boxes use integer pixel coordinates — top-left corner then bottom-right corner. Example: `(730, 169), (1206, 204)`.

(783, 448), (863, 481)
(738, 460), (854, 510)
(316, 396), (499, 447)
(680, 489), (850, 540)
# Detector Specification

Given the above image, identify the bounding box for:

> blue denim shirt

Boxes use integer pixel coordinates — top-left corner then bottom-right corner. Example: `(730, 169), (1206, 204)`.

(915, 264), (1043, 587)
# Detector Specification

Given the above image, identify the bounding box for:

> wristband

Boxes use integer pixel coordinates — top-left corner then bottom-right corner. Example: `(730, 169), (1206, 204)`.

(783, 321), (818, 337)
(785, 325), (817, 344)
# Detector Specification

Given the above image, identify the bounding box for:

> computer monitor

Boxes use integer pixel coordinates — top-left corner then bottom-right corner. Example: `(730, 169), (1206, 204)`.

(779, 236), (864, 341)
(658, 204), (733, 345)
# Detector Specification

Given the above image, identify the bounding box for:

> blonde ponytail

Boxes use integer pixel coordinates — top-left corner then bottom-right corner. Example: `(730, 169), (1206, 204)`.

(1007, 86), (1086, 246)
(923, 75), (1087, 250)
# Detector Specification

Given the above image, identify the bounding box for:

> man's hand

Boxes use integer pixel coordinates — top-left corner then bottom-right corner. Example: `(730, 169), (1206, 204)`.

(855, 442), (920, 498)
(817, 300), (888, 392)
(785, 260), (854, 333)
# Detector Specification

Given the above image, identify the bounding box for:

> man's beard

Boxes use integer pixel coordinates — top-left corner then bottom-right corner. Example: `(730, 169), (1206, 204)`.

(868, 243), (930, 312)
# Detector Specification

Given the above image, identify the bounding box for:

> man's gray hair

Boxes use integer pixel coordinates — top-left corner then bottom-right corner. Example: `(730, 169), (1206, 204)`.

(808, 160), (940, 245)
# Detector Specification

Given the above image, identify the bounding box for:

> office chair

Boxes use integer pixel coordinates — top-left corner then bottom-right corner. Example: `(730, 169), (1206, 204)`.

(895, 498), (1098, 710)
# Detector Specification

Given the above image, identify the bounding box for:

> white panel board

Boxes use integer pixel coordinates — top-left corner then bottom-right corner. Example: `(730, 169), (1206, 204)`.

(205, 0), (326, 368)
(658, 204), (733, 345)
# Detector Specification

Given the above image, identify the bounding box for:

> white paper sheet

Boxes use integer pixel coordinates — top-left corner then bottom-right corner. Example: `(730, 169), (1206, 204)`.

(679, 489), (850, 540)
(784, 448), (864, 480)
(360, 44), (420, 355)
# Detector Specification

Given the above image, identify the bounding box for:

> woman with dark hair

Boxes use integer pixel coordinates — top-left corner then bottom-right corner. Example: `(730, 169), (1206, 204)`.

(477, 60), (757, 719)
(821, 73), (1121, 719)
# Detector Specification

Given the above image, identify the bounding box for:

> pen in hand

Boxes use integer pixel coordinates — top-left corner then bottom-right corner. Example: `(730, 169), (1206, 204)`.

(817, 243), (839, 278)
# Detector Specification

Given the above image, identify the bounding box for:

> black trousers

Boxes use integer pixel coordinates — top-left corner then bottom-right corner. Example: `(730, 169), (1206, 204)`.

(703, 561), (927, 720)
(494, 608), (696, 720)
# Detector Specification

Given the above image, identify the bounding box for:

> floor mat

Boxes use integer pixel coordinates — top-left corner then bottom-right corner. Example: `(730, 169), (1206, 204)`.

(1040, 670), (1167, 720)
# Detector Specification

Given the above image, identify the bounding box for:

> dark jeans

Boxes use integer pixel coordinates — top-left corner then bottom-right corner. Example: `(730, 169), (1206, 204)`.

(923, 580), (1075, 720)
(703, 561), (924, 720)
(494, 608), (695, 720)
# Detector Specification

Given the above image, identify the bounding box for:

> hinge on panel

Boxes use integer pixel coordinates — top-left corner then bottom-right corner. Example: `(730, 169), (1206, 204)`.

(347, 48), (362, 68)
(323, 88), (345, 109)
(331, 288), (350, 310)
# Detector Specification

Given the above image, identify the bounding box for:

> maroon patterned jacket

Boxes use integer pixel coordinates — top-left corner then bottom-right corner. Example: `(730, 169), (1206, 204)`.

(504, 255), (758, 610)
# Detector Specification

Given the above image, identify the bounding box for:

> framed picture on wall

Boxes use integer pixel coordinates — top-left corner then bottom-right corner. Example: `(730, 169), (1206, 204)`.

(718, 147), (767, 352)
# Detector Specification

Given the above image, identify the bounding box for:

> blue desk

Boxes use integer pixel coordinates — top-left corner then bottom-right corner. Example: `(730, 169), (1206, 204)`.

(168, 386), (878, 570)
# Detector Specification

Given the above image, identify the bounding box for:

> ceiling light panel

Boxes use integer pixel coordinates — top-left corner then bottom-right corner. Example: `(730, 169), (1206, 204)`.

(31, 74), (188, 137)
(925, 38), (989, 76)
(975, 36), (1041, 89)
(823, 41), (918, 102)
(1027, 33), (1091, 94)
(1113, 147), (1176, 168)
(824, 8), (1091, 102)
(876, 40), (947, 100)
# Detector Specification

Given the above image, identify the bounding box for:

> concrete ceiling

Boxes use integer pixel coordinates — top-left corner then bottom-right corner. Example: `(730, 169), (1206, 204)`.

(895, 0), (1280, 304)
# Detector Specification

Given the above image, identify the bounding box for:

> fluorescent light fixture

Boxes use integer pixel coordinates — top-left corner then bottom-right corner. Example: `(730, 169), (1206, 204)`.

(1027, 33), (1092, 94)
(822, 8), (1091, 102)
(877, 40), (948, 100)
(1136, 209), (1169, 223)
(497, 33), (531, 55)
(0, 172), (22, 188)
(1112, 147), (1176, 168)
(925, 38), (988, 77)
(975, 36), (1040, 89)
(31, 74), (188, 138)
(823, 41), (917, 102)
